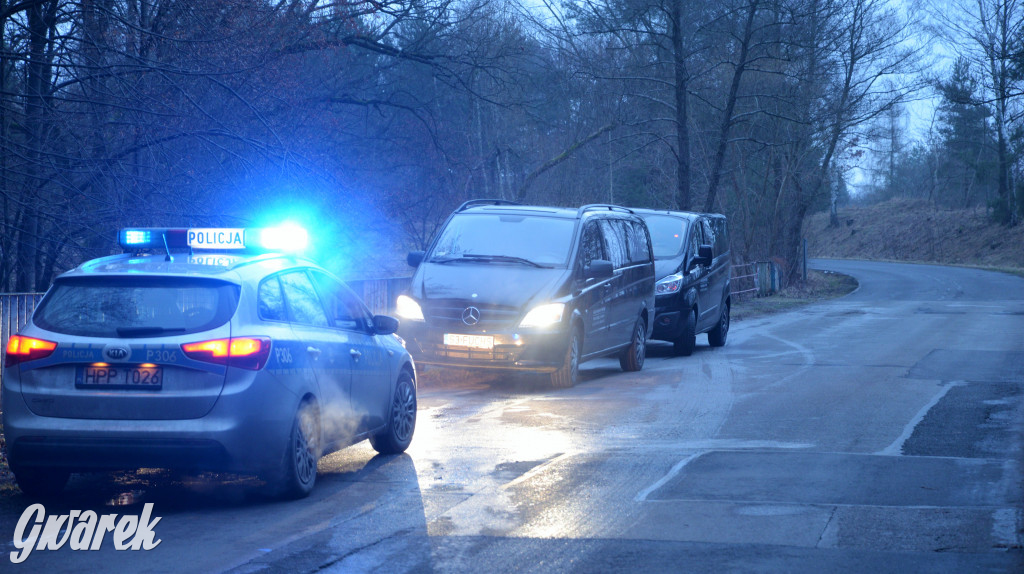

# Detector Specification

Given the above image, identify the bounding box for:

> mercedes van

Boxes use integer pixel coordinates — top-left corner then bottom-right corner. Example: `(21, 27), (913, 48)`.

(396, 200), (656, 388)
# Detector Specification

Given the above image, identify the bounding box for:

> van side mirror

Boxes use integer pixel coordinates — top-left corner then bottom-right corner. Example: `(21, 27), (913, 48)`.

(689, 245), (713, 271)
(407, 251), (425, 267)
(372, 314), (400, 335)
(585, 259), (614, 280)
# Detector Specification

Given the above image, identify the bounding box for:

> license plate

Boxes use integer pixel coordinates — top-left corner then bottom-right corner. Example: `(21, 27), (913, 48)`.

(76, 365), (163, 389)
(443, 334), (494, 349)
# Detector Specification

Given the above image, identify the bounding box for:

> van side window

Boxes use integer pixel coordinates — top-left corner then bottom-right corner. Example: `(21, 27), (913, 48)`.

(579, 222), (606, 272)
(711, 218), (729, 257)
(701, 219), (716, 256)
(626, 220), (652, 263)
(599, 219), (627, 269)
(688, 220), (704, 262)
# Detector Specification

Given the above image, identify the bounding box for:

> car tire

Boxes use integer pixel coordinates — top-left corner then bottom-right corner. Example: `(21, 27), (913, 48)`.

(708, 299), (730, 347)
(276, 400), (320, 499)
(370, 370), (417, 455)
(12, 467), (70, 498)
(550, 327), (581, 389)
(673, 308), (697, 356)
(619, 316), (647, 372)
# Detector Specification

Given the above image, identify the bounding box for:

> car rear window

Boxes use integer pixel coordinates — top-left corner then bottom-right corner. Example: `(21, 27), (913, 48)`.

(34, 277), (240, 338)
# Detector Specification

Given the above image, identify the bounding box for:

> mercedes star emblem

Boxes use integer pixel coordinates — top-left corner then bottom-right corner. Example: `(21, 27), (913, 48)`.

(462, 306), (481, 325)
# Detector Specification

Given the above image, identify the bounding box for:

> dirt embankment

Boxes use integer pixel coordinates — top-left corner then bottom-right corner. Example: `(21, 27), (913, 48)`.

(804, 198), (1024, 272)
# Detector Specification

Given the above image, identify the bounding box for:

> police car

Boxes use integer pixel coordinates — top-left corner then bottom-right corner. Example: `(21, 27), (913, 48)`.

(2, 226), (416, 498)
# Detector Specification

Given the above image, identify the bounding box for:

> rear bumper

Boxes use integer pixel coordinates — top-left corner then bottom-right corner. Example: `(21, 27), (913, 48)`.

(2, 371), (301, 475)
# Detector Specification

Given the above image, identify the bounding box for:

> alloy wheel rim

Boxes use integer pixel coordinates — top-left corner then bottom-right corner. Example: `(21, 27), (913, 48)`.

(294, 414), (316, 485)
(570, 335), (580, 383)
(634, 323), (645, 365)
(392, 381), (416, 442)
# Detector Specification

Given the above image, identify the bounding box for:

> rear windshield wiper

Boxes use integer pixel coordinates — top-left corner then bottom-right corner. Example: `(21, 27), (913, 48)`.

(461, 254), (547, 268)
(116, 326), (188, 337)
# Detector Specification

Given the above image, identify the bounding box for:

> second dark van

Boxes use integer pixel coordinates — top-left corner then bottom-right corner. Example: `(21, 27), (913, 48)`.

(397, 200), (656, 388)
(634, 209), (731, 355)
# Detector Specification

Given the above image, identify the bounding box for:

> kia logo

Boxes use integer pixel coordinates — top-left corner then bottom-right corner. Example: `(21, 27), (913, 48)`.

(462, 306), (481, 326)
(105, 346), (130, 360)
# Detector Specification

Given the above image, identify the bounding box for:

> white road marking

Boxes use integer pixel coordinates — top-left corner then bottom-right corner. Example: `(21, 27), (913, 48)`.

(877, 380), (964, 456)
(634, 452), (704, 502)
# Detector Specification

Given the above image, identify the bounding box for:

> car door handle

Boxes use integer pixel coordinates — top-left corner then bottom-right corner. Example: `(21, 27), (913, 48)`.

(306, 346), (321, 359)
(349, 348), (362, 359)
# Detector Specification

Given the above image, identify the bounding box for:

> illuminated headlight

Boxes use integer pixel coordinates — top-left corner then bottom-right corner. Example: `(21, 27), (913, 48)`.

(519, 303), (565, 328)
(656, 273), (683, 295)
(396, 295), (424, 321)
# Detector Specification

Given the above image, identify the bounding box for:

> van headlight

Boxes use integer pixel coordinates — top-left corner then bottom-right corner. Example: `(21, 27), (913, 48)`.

(519, 303), (565, 328)
(655, 273), (683, 295)
(396, 295), (424, 321)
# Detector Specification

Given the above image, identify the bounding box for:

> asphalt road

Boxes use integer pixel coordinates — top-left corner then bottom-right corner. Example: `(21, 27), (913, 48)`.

(2, 259), (1022, 572)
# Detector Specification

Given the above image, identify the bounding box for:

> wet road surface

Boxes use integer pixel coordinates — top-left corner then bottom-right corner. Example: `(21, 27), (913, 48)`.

(2, 259), (1022, 572)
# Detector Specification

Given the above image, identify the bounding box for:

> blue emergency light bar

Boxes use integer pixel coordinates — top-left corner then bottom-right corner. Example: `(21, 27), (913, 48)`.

(119, 225), (309, 252)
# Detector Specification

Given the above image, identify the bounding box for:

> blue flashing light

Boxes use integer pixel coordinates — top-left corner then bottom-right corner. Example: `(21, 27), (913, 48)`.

(123, 229), (151, 245)
(255, 224), (309, 252)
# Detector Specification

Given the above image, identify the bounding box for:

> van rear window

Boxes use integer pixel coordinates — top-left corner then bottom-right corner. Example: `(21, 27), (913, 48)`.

(34, 277), (240, 338)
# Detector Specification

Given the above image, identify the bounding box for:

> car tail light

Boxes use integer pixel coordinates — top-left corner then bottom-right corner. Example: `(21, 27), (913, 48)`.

(5, 335), (58, 367)
(181, 337), (271, 370)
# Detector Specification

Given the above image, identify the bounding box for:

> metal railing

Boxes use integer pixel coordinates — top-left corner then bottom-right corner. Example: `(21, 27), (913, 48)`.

(730, 262), (781, 298)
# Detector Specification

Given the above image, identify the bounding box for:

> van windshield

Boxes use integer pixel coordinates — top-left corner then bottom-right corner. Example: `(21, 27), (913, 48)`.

(642, 215), (693, 259)
(429, 213), (576, 268)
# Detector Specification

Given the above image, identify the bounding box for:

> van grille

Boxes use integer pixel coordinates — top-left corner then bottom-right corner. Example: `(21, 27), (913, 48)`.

(424, 300), (521, 329)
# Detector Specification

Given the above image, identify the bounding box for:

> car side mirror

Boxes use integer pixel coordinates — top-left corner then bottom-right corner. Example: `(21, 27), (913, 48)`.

(688, 245), (713, 271)
(585, 259), (614, 280)
(407, 251), (425, 267)
(372, 314), (400, 335)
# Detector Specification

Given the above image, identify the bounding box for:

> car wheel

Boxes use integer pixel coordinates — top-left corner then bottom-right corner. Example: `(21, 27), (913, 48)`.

(619, 316), (647, 372)
(708, 300), (730, 347)
(370, 371), (417, 454)
(673, 308), (697, 356)
(550, 328), (581, 389)
(12, 467), (70, 498)
(276, 400), (320, 499)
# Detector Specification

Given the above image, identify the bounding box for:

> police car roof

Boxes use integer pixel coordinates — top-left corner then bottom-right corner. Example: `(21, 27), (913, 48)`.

(58, 252), (319, 282)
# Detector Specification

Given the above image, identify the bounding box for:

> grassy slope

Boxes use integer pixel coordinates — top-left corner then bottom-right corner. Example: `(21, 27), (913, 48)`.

(804, 198), (1024, 273)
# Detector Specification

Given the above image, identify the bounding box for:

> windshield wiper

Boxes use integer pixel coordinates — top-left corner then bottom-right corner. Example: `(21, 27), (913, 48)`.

(116, 326), (188, 337)
(461, 254), (547, 268)
(428, 256), (465, 263)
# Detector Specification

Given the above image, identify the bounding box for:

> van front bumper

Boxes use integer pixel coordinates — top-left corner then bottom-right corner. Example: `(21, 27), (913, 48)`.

(399, 322), (569, 373)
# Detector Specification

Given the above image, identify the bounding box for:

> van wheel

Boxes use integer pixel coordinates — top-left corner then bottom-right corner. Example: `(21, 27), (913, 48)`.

(12, 467), (69, 498)
(551, 328), (581, 388)
(274, 400), (320, 499)
(673, 308), (697, 356)
(708, 300), (730, 347)
(370, 370), (417, 454)
(619, 316), (647, 372)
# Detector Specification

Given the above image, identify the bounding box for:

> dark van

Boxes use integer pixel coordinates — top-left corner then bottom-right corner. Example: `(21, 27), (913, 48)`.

(634, 209), (731, 355)
(397, 200), (656, 388)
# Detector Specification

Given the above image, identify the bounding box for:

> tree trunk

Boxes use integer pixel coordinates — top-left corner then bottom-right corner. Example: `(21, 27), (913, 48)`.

(671, 0), (691, 211)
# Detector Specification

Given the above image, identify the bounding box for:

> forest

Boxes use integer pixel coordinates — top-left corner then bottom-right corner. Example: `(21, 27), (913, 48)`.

(0, 0), (1021, 291)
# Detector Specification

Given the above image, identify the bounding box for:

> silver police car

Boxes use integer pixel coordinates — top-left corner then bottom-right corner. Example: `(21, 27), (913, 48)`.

(2, 226), (416, 498)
